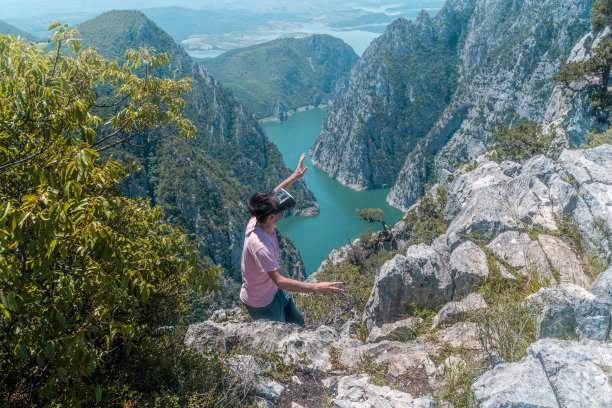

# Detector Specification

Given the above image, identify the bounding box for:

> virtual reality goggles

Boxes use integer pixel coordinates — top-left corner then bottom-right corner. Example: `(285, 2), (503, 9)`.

(271, 188), (296, 214)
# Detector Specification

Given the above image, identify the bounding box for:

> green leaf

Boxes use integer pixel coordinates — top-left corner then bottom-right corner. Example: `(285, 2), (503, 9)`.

(47, 22), (61, 31)
(14, 344), (28, 359)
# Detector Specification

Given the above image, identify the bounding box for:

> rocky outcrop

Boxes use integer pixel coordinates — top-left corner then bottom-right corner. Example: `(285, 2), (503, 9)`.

(473, 338), (612, 408)
(365, 145), (611, 331)
(331, 374), (436, 408)
(431, 293), (487, 329)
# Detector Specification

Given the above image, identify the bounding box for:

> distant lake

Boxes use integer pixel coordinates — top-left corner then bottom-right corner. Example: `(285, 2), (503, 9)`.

(263, 108), (404, 276)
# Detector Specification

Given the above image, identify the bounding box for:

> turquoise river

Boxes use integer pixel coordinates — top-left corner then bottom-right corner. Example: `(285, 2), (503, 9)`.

(263, 108), (404, 276)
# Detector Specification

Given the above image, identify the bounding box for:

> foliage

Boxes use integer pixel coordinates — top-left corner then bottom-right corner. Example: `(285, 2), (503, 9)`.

(591, 0), (612, 34)
(295, 261), (373, 328)
(554, 30), (611, 101)
(402, 185), (448, 245)
(585, 127), (612, 147)
(488, 119), (553, 163)
(0, 27), (223, 406)
(357, 208), (396, 248)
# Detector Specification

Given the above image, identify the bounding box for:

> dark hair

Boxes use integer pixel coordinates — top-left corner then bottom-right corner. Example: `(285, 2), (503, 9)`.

(248, 190), (276, 223)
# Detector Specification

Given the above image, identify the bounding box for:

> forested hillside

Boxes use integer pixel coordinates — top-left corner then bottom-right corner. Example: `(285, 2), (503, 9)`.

(76, 10), (318, 280)
(200, 35), (358, 120)
(0, 20), (40, 41)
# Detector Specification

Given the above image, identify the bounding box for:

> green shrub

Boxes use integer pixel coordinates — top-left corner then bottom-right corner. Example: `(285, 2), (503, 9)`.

(585, 127), (612, 147)
(0, 27), (229, 407)
(402, 185), (448, 245)
(488, 119), (553, 163)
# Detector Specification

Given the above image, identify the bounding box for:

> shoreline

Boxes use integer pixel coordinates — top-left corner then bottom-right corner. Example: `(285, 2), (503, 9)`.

(258, 102), (329, 124)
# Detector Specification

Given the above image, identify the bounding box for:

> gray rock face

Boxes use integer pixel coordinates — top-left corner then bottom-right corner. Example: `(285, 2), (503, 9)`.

(185, 320), (340, 371)
(331, 374), (437, 408)
(544, 28), (612, 146)
(558, 145), (612, 260)
(363, 243), (453, 330)
(340, 341), (437, 378)
(488, 231), (555, 284)
(388, 0), (594, 210)
(526, 284), (612, 342)
(591, 267), (612, 301)
(367, 317), (423, 343)
(449, 241), (489, 299)
(473, 339), (612, 408)
(538, 234), (589, 286)
(431, 293), (487, 329)
(472, 355), (559, 408)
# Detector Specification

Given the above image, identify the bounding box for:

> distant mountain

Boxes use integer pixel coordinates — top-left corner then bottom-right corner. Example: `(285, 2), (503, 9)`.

(0, 20), (41, 41)
(200, 35), (359, 120)
(77, 10), (317, 280)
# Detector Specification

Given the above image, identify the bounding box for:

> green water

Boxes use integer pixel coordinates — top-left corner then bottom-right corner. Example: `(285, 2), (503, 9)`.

(263, 108), (404, 276)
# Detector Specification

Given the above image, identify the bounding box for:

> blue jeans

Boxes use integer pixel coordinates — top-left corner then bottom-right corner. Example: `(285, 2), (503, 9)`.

(244, 289), (305, 327)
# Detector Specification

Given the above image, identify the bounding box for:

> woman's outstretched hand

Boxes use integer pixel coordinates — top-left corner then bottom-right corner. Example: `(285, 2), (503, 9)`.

(293, 153), (308, 179)
(316, 281), (344, 296)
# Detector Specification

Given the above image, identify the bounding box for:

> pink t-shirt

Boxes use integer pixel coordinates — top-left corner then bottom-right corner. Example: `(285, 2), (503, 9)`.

(240, 217), (280, 307)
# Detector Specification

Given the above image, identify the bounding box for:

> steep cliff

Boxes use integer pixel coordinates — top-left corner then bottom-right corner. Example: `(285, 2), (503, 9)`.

(77, 10), (316, 279)
(200, 35), (358, 120)
(311, 0), (596, 209)
(389, 0), (595, 209)
(311, 9), (466, 190)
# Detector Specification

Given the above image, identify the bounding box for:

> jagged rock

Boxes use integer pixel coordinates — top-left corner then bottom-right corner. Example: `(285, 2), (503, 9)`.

(488, 231), (555, 284)
(444, 161), (513, 221)
(449, 241), (489, 299)
(227, 355), (267, 383)
(591, 266), (612, 301)
(253, 379), (285, 401)
(339, 316), (361, 338)
(249, 396), (274, 408)
(558, 145), (612, 260)
(472, 355), (559, 408)
(331, 374), (437, 408)
(431, 293), (487, 329)
(526, 284), (612, 341)
(367, 317), (423, 343)
(340, 341), (436, 378)
(537, 234), (589, 287)
(474, 339), (612, 408)
(544, 28), (612, 146)
(185, 320), (339, 371)
(433, 321), (482, 351)
(311, 14), (460, 192)
(363, 244), (453, 330)
(528, 339), (612, 408)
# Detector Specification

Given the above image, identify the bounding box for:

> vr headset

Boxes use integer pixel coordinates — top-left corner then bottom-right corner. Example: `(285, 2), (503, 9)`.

(271, 188), (296, 214)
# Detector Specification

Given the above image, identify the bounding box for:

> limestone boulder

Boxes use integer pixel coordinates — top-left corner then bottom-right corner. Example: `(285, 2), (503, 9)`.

(472, 355), (559, 408)
(488, 231), (555, 284)
(331, 374), (436, 408)
(558, 145), (612, 260)
(431, 293), (487, 329)
(537, 234), (589, 287)
(590, 266), (612, 301)
(526, 284), (612, 342)
(367, 317), (423, 343)
(473, 339), (612, 408)
(185, 320), (339, 371)
(340, 341), (436, 379)
(449, 241), (489, 299)
(363, 244), (453, 330)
